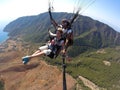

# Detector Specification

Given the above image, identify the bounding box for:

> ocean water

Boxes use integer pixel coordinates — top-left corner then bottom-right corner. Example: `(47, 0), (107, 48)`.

(0, 30), (8, 44)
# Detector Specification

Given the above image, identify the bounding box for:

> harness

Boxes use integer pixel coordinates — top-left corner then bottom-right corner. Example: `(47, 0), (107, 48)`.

(62, 28), (73, 46)
(47, 37), (64, 58)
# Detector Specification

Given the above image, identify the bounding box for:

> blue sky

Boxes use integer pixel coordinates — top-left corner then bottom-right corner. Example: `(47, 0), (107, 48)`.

(83, 0), (120, 32)
(0, 0), (120, 32)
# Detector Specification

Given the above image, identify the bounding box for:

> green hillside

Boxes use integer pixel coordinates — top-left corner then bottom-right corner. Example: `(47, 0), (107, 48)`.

(0, 80), (4, 90)
(43, 46), (120, 89)
(3, 12), (120, 89)
(4, 12), (120, 48)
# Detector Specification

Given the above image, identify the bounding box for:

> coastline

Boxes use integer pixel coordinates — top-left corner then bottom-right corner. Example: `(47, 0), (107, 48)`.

(0, 30), (9, 44)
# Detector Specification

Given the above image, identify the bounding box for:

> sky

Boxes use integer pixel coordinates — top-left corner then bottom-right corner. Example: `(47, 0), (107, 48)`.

(0, 0), (120, 32)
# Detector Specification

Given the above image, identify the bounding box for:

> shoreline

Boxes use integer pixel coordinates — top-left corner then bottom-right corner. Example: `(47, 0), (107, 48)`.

(0, 30), (9, 44)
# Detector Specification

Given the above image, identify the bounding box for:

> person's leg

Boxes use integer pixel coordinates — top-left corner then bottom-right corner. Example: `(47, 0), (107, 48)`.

(30, 51), (45, 58)
(32, 50), (41, 56)
(22, 51), (45, 64)
(30, 44), (48, 56)
(22, 46), (51, 64)
(22, 45), (49, 64)
(29, 48), (52, 59)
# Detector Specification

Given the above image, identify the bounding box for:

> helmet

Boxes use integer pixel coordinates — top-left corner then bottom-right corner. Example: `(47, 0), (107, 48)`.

(57, 27), (63, 34)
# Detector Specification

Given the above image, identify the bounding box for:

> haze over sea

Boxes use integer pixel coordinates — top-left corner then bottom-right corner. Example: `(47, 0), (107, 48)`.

(0, 29), (8, 44)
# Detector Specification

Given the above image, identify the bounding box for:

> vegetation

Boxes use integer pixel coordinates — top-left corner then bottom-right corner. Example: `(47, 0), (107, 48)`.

(0, 81), (4, 90)
(3, 12), (120, 89)
(41, 46), (120, 89)
(4, 12), (120, 47)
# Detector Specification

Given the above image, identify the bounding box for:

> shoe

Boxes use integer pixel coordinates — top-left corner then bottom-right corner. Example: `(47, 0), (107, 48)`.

(22, 56), (30, 64)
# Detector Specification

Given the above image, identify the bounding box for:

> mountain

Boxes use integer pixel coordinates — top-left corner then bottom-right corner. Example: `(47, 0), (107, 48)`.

(1, 12), (120, 90)
(0, 39), (76, 90)
(4, 12), (120, 49)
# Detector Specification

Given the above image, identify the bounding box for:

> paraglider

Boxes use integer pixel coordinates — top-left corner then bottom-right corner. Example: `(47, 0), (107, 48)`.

(22, 28), (65, 64)
(48, 0), (96, 54)
(22, 0), (96, 63)
(22, 0), (96, 90)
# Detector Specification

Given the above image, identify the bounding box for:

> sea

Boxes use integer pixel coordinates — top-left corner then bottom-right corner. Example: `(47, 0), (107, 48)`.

(0, 30), (9, 44)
